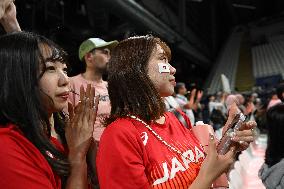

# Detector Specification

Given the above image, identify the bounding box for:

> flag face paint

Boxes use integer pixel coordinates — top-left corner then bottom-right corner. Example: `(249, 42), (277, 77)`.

(158, 63), (170, 73)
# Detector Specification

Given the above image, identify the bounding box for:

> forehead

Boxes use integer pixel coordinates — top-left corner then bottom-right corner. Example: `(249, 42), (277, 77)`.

(38, 42), (67, 68)
(153, 44), (165, 56)
(39, 43), (53, 59)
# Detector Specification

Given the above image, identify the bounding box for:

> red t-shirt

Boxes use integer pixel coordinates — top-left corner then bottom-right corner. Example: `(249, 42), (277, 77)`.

(97, 112), (205, 189)
(0, 124), (63, 189)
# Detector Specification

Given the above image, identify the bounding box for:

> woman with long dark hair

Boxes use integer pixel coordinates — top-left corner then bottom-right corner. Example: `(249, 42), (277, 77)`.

(0, 32), (97, 189)
(97, 35), (256, 189)
(259, 103), (284, 188)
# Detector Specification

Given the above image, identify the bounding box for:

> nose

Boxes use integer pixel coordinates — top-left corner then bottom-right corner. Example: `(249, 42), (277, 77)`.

(58, 71), (69, 87)
(170, 64), (176, 75)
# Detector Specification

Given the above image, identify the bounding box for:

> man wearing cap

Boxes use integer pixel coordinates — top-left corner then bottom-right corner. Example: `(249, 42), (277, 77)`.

(68, 38), (118, 187)
(69, 38), (118, 142)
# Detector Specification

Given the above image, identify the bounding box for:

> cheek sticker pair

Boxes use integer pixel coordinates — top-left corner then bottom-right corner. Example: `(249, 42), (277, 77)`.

(158, 63), (170, 73)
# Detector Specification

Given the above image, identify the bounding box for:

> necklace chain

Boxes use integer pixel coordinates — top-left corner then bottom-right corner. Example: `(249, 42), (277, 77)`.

(128, 115), (192, 161)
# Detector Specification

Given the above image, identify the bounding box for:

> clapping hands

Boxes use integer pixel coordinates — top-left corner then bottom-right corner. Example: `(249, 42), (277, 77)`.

(65, 84), (99, 163)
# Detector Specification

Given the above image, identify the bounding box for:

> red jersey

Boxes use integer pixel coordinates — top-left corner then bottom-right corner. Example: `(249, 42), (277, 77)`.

(97, 112), (205, 189)
(0, 124), (63, 189)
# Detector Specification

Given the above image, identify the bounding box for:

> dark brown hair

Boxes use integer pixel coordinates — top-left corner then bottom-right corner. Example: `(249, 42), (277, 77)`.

(107, 35), (171, 124)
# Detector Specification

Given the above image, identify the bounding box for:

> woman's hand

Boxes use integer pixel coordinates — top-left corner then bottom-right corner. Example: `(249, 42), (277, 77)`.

(188, 88), (196, 102)
(196, 90), (203, 102)
(192, 134), (236, 188)
(231, 120), (257, 151)
(222, 103), (256, 152)
(0, 0), (10, 19)
(0, 2), (21, 32)
(65, 84), (99, 163)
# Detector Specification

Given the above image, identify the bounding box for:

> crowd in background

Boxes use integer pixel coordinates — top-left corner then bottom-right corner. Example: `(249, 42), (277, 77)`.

(1, 1), (284, 189)
(165, 82), (284, 134)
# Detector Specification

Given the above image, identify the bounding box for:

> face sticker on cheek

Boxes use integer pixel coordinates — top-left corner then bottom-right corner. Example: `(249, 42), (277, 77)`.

(158, 63), (170, 74)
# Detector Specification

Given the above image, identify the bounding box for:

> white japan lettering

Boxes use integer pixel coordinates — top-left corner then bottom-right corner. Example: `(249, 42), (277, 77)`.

(153, 147), (205, 185)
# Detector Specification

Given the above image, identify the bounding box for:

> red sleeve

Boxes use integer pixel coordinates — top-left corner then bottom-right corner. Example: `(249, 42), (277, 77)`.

(96, 119), (151, 189)
(0, 126), (60, 189)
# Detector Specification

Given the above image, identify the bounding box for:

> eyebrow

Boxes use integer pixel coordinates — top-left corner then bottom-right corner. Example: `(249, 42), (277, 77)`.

(158, 53), (167, 58)
(157, 52), (166, 56)
(45, 61), (67, 67)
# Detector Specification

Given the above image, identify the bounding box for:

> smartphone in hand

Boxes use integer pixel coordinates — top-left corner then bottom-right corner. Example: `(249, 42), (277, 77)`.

(217, 113), (246, 155)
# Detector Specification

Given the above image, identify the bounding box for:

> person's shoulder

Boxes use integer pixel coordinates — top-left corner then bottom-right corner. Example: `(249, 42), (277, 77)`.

(102, 80), (108, 86)
(0, 124), (35, 160)
(69, 74), (82, 84)
(70, 74), (82, 81)
(0, 124), (32, 149)
(0, 124), (24, 144)
(95, 80), (108, 88)
(0, 125), (57, 188)
(101, 118), (140, 142)
(104, 118), (137, 134)
(69, 74), (87, 90)
(0, 124), (50, 166)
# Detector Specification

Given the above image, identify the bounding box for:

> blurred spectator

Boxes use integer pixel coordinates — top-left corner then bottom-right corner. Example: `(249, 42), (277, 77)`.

(259, 103), (284, 189)
(244, 94), (256, 121)
(69, 37), (118, 142)
(210, 108), (226, 131)
(208, 94), (226, 114)
(235, 94), (246, 113)
(164, 95), (180, 110)
(68, 37), (118, 188)
(206, 94), (227, 130)
(276, 83), (284, 102)
(174, 82), (196, 124)
(267, 91), (282, 110)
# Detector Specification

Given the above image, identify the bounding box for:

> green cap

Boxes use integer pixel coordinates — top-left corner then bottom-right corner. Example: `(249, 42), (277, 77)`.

(79, 38), (119, 61)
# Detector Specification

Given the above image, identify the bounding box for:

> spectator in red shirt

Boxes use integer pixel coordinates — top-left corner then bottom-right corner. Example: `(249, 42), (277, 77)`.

(0, 32), (97, 189)
(96, 35), (256, 189)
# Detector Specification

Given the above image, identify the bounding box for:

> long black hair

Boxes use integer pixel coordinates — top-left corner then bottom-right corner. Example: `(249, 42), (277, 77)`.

(265, 103), (284, 167)
(0, 32), (70, 177)
(106, 35), (171, 124)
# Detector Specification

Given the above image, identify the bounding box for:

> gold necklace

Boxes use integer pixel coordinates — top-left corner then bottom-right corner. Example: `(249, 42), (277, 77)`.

(128, 115), (193, 161)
